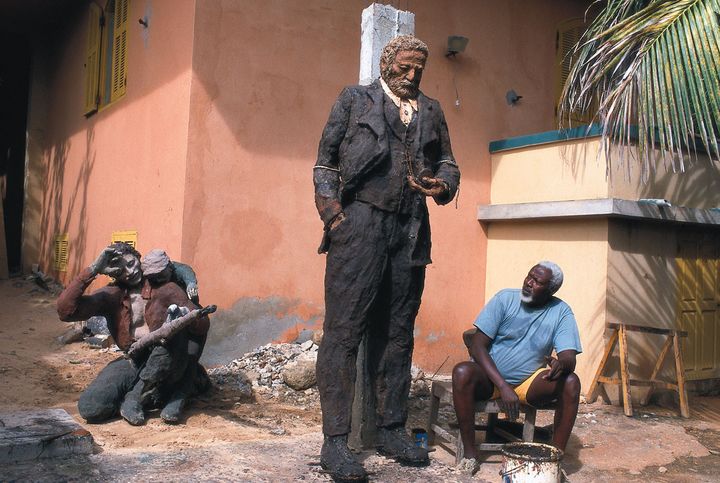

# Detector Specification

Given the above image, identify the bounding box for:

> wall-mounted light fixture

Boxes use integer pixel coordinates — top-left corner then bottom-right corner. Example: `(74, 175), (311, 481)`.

(446, 36), (469, 58)
(506, 89), (523, 106)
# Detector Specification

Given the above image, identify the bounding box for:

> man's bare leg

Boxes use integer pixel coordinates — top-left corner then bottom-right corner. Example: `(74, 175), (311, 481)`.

(525, 370), (581, 451)
(451, 361), (494, 460)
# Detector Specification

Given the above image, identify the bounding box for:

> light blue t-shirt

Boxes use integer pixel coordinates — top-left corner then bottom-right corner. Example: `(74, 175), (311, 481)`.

(473, 289), (583, 385)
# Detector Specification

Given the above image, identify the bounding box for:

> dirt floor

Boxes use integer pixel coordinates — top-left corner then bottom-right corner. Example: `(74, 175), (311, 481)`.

(2, 277), (720, 482)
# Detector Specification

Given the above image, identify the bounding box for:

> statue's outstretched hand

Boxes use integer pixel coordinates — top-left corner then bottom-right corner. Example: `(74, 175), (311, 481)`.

(165, 304), (190, 325)
(407, 175), (447, 197)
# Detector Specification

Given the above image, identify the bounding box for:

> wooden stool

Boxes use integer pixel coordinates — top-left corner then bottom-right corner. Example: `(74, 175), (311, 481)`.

(587, 322), (689, 418)
(427, 380), (538, 463)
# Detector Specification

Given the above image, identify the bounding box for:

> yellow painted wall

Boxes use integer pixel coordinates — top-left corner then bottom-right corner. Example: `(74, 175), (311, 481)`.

(609, 152), (720, 209)
(490, 138), (609, 203)
(484, 219), (609, 389)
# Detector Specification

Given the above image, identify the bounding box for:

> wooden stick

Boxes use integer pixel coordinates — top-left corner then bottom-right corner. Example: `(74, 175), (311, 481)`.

(587, 328), (618, 403)
(127, 305), (216, 358)
(618, 324), (633, 417)
(673, 334), (690, 418)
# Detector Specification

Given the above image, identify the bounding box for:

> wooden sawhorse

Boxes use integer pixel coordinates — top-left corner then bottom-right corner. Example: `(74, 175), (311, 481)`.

(586, 323), (689, 418)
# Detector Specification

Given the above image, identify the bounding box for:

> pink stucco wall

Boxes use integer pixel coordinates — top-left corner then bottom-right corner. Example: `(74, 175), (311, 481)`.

(182, 0), (588, 372)
(25, 0), (196, 284)
(24, 0), (588, 371)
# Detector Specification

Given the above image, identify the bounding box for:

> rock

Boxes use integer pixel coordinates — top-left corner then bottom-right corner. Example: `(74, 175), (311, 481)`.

(294, 329), (314, 344)
(0, 409), (94, 463)
(282, 357), (317, 391)
(56, 323), (86, 345)
(300, 340), (314, 351)
(311, 329), (323, 346)
(658, 467), (667, 473)
(86, 316), (110, 335)
(86, 334), (111, 349)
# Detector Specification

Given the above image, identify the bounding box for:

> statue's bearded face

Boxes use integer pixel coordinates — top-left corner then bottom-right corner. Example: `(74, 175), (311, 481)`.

(381, 49), (426, 99)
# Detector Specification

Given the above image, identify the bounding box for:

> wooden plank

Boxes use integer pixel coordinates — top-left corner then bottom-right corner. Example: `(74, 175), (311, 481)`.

(427, 390), (441, 446)
(429, 424), (455, 445)
(618, 325), (634, 417)
(598, 376), (620, 385)
(673, 334), (691, 418)
(587, 328), (619, 403)
(607, 322), (688, 337)
(522, 408), (537, 442)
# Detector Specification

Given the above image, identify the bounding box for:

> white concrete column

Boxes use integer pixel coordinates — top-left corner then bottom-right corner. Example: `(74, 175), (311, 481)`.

(359, 3), (415, 86)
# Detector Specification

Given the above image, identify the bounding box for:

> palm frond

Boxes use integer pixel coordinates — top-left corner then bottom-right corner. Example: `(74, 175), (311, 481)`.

(559, 0), (720, 180)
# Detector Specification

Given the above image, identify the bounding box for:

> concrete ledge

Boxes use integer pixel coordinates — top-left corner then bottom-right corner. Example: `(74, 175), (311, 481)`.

(477, 198), (720, 226)
(0, 409), (94, 463)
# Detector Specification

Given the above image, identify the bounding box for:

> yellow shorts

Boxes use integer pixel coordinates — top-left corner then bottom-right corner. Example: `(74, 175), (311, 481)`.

(491, 366), (547, 404)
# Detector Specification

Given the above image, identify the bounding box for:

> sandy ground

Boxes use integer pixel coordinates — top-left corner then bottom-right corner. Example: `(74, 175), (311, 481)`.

(2, 277), (720, 482)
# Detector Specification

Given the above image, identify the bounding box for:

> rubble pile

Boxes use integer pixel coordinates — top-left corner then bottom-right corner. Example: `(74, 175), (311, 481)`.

(207, 340), (438, 409)
(208, 340), (320, 406)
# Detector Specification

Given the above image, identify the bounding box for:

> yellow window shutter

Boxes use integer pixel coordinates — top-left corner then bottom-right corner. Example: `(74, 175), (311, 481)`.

(54, 234), (69, 272)
(110, 0), (129, 102)
(555, 18), (588, 123)
(84, 3), (102, 115)
(111, 230), (138, 249)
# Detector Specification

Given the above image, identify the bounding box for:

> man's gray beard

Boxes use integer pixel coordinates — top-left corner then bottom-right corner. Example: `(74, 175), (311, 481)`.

(520, 293), (533, 304)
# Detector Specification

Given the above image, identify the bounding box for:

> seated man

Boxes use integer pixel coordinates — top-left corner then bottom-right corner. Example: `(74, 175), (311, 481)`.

(451, 261), (582, 472)
(57, 243), (210, 425)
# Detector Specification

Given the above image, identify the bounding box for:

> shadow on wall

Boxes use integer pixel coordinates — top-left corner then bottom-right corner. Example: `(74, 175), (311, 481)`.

(603, 221), (718, 403)
(636, 154), (720, 209)
(201, 295), (322, 366)
(39, 128), (95, 276)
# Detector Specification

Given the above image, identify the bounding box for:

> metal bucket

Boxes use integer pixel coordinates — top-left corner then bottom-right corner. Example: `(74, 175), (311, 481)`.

(500, 442), (563, 483)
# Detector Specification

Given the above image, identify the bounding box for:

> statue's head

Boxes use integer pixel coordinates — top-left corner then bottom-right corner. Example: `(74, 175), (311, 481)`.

(141, 248), (173, 284)
(107, 242), (143, 287)
(380, 35), (428, 99)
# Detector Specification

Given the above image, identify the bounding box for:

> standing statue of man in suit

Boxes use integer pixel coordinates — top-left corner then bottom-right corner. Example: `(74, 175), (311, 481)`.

(313, 35), (461, 482)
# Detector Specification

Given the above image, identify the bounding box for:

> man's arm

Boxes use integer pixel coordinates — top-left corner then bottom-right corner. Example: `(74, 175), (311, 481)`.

(407, 104), (460, 203)
(313, 88), (353, 229)
(171, 261), (199, 303)
(56, 267), (111, 322)
(467, 330), (520, 420)
(431, 106), (460, 205)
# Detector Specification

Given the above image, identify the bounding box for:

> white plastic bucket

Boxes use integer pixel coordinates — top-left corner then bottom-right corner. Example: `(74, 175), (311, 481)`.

(500, 442), (563, 483)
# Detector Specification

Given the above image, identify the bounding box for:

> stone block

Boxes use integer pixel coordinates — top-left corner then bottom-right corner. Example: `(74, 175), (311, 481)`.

(0, 409), (94, 463)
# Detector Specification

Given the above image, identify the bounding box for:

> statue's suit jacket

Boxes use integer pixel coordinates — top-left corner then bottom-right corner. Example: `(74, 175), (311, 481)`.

(314, 79), (460, 265)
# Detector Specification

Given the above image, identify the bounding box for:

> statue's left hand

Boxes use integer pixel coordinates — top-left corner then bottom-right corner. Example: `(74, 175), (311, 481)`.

(164, 304), (190, 325)
(407, 175), (447, 197)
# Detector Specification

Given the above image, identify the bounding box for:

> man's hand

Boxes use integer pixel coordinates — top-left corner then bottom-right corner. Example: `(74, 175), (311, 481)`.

(543, 355), (571, 381)
(497, 384), (520, 421)
(165, 304), (190, 325)
(90, 247), (122, 277)
(329, 212), (346, 231)
(186, 283), (199, 302)
(407, 175), (448, 197)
